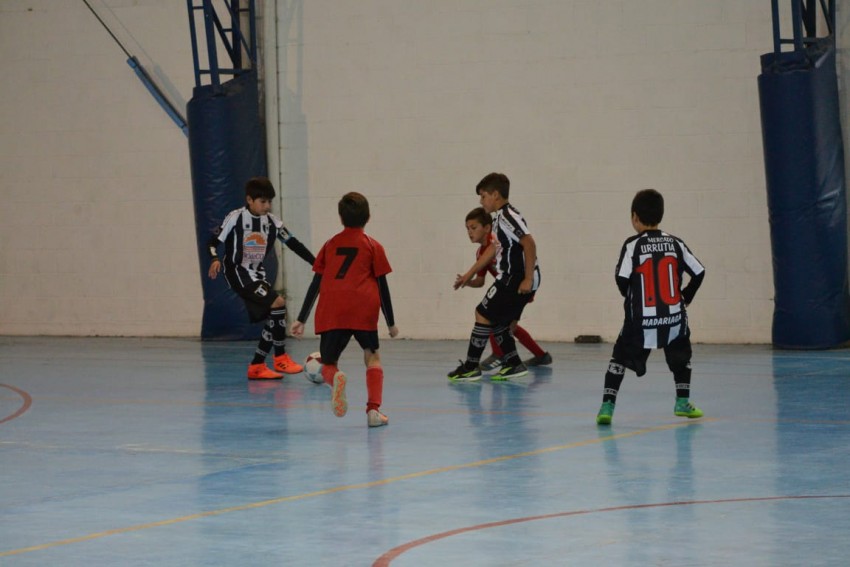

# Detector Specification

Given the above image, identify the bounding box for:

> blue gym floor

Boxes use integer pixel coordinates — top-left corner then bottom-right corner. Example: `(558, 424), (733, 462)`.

(1, 336), (848, 566)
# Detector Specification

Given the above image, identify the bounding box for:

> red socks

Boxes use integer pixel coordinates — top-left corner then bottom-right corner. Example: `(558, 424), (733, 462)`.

(321, 364), (339, 386)
(366, 366), (383, 412)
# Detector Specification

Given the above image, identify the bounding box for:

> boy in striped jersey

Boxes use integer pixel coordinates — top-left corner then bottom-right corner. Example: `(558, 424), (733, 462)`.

(450, 173), (541, 381)
(462, 207), (551, 371)
(596, 189), (705, 425)
(207, 177), (315, 380)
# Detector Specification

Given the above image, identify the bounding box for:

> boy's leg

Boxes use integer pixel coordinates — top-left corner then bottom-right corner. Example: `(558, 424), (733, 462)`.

(596, 358), (625, 425)
(351, 332), (388, 427)
(240, 281), (284, 379)
(447, 310), (490, 380)
(596, 335), (648, 424)
(246, 323), (284, 379)
(491, 322), (529, 380)
(358, 337), (389, 427)
(269, 303), (303, 373)
(513, 325), (545, 358)
(514, 324), (552, 366)
(489, 334), (504, 358)
(489, 291), (533, 380)
(251, 324), (273, 365)
(665, 334), (703, 418)
(477, 334), (503, 372)
(320, 331), (351, 417)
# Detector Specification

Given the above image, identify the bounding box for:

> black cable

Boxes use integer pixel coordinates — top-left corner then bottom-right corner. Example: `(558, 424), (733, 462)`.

(81, 0), (132, 59)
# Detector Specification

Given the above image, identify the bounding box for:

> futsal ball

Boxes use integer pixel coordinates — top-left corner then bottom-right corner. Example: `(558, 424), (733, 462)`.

(303, 352), (324, 384)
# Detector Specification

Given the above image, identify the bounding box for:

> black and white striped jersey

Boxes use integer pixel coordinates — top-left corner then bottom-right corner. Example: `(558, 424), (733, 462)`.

(615, 229), (705, 348)
(208, 207), (315, 290)
(492, 203), (541, 291)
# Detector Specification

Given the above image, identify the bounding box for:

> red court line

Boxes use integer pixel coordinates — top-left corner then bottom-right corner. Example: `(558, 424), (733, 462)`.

(372, 494), (850, 566)
(0, 383), (33, 424)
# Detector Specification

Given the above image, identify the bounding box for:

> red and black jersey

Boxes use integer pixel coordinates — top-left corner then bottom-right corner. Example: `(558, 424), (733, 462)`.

(475, 233), (499, 279)
(311, 227), (392, 333)
(615, 229), (705, 348)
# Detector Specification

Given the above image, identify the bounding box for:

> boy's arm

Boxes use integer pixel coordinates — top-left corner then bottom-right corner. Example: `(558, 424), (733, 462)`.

(290, 273), (322, 338)
(454, 244), (497, 289)
(206, 232), (223, 279)
(518, 234), (537, 294)
(377, 275), (399, 337)
(679, 240), (706, 306)
(278, 226), (316, 265)
(615, 276), (630, 297)
(681, 270), (705, 306)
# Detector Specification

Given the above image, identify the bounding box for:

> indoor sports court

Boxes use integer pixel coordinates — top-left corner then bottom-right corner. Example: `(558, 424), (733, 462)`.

(2, 336), (849, 565)
(3, 1), (850, 565)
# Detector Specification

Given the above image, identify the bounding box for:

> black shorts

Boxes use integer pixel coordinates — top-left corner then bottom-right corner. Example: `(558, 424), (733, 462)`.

(234, 280), (280, 323)
(319, 329), (380, 365)
(476, 282), (534, 326)
(611, 325), (692, 377)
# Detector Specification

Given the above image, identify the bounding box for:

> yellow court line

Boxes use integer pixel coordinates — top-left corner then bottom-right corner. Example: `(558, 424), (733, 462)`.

(0, 419), (710, 558)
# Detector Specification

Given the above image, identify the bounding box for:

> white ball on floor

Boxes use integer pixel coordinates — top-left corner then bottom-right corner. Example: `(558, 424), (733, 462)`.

(303, 352), (324, 384)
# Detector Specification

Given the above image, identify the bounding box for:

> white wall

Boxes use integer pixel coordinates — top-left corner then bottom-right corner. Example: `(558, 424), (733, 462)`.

(0, 0), (198, 336)
(272, 1), (776, 343)
(0, 1), (822, 343)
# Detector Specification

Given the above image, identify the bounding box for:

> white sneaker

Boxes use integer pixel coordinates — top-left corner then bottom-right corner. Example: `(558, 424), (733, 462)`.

(367, 409), (388, 427)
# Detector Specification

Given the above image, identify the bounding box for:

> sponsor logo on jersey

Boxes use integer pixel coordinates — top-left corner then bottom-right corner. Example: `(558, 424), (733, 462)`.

(642, 312), (683, 328)
(244, 232), (267, 263)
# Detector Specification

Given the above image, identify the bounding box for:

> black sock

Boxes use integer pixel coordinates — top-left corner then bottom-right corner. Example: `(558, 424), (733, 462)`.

(493, 324), (521, 366)
(603, 359), (626, 403)
(251, 324), (273, 364)
(674, 365), (692, 399)
(465, 323), (491, 367)
(269, 307), (287, 357)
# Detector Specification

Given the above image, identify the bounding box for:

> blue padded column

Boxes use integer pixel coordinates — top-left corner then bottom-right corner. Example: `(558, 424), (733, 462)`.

(187, 70), (275, 340)
(758, 41), (850, 348)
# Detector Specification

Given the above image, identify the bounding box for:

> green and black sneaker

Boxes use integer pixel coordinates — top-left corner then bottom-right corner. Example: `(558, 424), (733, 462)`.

(447, 360), (482, 382)
(674, 398), (704, 419)
(596, 401), (615, 425)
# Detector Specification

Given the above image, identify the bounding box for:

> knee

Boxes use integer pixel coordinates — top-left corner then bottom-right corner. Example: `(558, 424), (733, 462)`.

(607, 358), (626, 376)
(271, 296), (286, 309)
(364, 350), (381, 368)
(474, 311), (490, 325)
(666, 352), (690, 373)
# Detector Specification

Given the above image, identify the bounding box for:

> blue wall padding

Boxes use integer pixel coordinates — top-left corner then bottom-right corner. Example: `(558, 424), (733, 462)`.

(758, 42), (850, 348)
(187, 70), (275, 340)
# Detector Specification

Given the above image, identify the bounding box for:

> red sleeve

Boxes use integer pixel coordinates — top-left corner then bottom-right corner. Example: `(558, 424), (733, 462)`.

(313, 241), (328, 275)
(371, 239), (392, 277)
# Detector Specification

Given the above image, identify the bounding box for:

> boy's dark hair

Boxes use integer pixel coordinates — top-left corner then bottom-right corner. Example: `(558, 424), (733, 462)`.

(632, 188), (664, 226)
(339, 192), (370, 227)
(245, 177), (276, 200)
(465, 207), (492, 227)
(476, 172), (510, 199)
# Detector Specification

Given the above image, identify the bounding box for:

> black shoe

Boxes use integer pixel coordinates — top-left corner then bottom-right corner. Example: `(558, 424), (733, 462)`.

(523, 352), (552, 367)
(478, 354), (503, 372)
(447, 360), (482, 382)
(491, 362), (529, 381)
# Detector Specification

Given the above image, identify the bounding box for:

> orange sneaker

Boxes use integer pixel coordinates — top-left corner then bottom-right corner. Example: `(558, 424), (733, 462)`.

(273, 353), (303, 374)
(247, 363), (283, 380)
(331, 371), (348, 417)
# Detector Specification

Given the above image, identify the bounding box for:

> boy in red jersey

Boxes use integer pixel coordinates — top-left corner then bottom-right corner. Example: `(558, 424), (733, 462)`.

(462, 207), (551, 372)
(290, 192), (398, 427)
